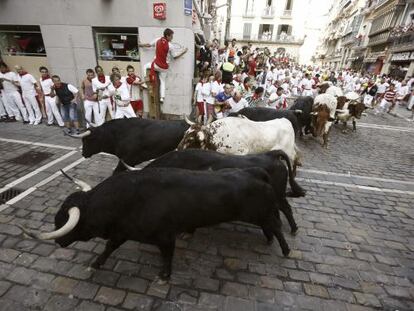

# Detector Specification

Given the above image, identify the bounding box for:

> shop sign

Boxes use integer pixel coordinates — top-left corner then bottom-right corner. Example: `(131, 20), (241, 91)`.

(153, 3), (166, 20)
(391, 51), (414, 61)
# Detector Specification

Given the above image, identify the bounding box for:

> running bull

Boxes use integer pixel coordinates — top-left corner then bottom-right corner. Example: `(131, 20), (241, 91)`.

(19, 168), (290, 281)
(123, 148), (306, 234)
(335, 92), (366, 132)
(228, 107), (301, 138)
(68, 118), (189, 174)
(288, 96), (314, 137)
(179, 116), (302, 175)
(311, 94), (337, 148)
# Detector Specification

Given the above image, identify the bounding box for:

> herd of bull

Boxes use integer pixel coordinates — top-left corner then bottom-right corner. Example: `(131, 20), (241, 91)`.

(19, 85), (367, 282)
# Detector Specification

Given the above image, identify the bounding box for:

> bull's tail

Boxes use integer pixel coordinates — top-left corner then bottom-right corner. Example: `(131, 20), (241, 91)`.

(273, 149), (306, 198)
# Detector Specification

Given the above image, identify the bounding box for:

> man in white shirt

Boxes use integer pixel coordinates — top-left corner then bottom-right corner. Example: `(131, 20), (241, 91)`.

(15, 65), (42, 125)
(39, 66), (64, 127)
(108, 73), (136, 119)
(202, 73), (215, 124)
(228, 92), (248, 114)
(0, 62), (29, 123)
(92, 65), (113, 125)
(51, 75), (80, 134)
(299, 73), (313, 97)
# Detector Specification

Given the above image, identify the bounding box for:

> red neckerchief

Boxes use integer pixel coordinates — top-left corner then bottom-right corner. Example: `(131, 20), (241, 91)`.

(114, 81), (122, 89)
(216, 79), (222, 84)
(252, 93), (260, 100)
(19, 71), (28, 77)
(243, 83), (250, 90)
(98, 74), (106, 83)
(0, 69), (10, 74)
(41, 74), (50, 81)
(126, 74), (136, 85)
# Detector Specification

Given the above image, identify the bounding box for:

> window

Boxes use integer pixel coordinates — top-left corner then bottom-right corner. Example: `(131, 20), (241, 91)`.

(285, 0), (293, 10)
(94, 27), (139, 62)
(243, 23), (252, 39)
(278, 24), (292, 35)
(258, 24), (273, 40)
(245, 0), (255, 14)
(0, 25), (46, 57)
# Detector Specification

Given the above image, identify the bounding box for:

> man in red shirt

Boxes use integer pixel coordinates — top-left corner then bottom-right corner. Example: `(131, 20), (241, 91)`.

(140, 28), (187, 103)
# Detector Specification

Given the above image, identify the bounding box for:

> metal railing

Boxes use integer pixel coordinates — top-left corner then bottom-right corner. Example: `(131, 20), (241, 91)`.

(262, 6), (275, 18)
(282, 10), (292, 17)
(229, 33), (304, 44)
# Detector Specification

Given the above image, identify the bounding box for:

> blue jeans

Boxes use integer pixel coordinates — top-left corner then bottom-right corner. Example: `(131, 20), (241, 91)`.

(60, 102), (78, 122)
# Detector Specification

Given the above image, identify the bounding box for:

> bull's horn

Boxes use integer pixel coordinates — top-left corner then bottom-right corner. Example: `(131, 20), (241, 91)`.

(17, 207), (80, 240)
(361, 112), (367, 116)
(310, 112), (318, 115)
(336, 109), (347, 113)
(60, 170), (92, 192)
(121, 160), (140, 171)
(85, 120), (98, 128)
(294, 109), (303, 114)
(67, 130), (91, 139)
(184, 115), (196, 126)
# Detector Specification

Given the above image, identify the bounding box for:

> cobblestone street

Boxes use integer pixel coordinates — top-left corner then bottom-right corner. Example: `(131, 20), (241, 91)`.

(0, 107), (413, 311)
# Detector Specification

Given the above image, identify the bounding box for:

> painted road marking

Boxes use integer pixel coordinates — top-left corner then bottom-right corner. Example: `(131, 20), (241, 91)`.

(296, 177), (414, 196)
(0, 157), (86, 212)
(357, 123), (414, 133)
(298, 168), (414, 186)
(0, 137), (77, 150)
(0, 150), (78, 194)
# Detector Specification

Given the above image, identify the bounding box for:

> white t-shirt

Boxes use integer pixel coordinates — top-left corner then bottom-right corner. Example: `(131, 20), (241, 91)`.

(125, 76), (142, 101)
(108, 83), (130, 106)
(202, 82), (214, 104)
(0, 71), (19, 93)
(211, 81), (224, 97)
(266, 84), (277, 96)
(92, 76), (112, 97)
(300, 78), (312, 90)
(40, 78), (54, 95)
(195, 82), (204, 102)
(228, 97), (248, 113)
(377, 82), (389, 94)
(150, 37), (175, 64)
(18, 73), (37, 96)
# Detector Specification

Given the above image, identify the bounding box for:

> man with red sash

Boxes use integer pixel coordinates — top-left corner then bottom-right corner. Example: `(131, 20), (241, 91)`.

(140, 28), (187, 103)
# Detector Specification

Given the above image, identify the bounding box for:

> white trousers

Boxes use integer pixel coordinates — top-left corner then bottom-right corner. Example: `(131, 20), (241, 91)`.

(408, 95), (414, 110)
(84, 100), (101, 127)
(375, 99), (391, 114)
(45, 95), (64, 126)
(0, 96), (7, 116)
(363, 95), (373, 108)
(114, 105), (136, 119)
(98, 98), (113, 125)
(22, 93), (42, 123)
(3, 91), (29, 121)
(145, 62), (168, 99)
(302, 89), (313, 97)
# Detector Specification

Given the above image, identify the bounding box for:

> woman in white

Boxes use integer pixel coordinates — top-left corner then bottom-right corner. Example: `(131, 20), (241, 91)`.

(108, 73), (136, 119)
(15, 65), (42, 125)
(39, 66), (64, 126)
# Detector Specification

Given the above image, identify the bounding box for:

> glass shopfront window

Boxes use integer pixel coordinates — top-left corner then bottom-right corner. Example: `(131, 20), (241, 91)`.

(0, 25), (46, 57)
(94, 27), (139, 62)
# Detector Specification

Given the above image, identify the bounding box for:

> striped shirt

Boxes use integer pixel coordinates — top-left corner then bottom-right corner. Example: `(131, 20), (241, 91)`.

(383, 90), (396, 102)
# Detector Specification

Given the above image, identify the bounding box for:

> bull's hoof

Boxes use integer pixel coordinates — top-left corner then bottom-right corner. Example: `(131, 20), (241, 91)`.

(291, 227), (299, 236)
(283, 248), (291, 257)
(179, 232), (194, 240)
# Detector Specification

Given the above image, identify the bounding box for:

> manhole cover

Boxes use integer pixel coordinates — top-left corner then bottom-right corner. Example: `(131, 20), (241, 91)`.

(7, 151), (53, 166)
(0, 188), (23, 204)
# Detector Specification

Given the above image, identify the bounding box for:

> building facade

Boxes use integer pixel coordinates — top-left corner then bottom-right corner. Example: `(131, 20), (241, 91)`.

(0, 0), (203, 117)
(317, 0), (414, 78)
(219, 0), (306, 61)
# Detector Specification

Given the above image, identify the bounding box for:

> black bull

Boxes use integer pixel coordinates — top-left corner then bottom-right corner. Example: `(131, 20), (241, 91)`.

(124, 149), (306, 234)
(70, 118), (190, 174)
(20, 168), (291, 281)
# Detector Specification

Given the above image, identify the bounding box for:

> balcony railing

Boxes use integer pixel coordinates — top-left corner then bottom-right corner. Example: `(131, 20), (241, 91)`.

(229, 33), (304, 44)
(262, 6), (275, 18)
(243, 10), (255, 18)
(281, 10), (292, 18)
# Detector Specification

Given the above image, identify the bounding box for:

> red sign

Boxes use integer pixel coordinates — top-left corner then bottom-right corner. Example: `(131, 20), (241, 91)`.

(153, 3), (166, 20)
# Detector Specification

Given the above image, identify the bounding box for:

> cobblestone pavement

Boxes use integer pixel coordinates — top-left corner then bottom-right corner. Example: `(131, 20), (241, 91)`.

(0, 107), (413, 311)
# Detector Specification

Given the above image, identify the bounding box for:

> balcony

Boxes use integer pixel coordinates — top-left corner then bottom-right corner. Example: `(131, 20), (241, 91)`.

(368, 31), (390, 46)
(242, 10), (255, 18)
(342, 31), (358, 46)
(281, 10), (292, 18)
(389, 22), (414, 52)
(229, 33), (304, 44)
(262, 6), (275, 18)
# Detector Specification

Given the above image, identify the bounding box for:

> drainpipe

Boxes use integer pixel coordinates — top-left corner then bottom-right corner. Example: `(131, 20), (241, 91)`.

(225, 0), (232, 41)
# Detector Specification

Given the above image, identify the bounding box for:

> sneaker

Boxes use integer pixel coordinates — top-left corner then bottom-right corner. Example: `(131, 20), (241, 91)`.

(160, 97), (164, 103)
(23, 120), (30, 124)
(63, 127), (71, 135)
(0, 116), (7, 122)
(34, 121), (41, 125)
(141, 83), (148, 89)
(29, 121), (35, 125)
(5, 117), (17, 122)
